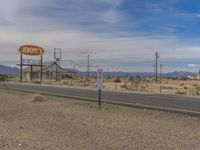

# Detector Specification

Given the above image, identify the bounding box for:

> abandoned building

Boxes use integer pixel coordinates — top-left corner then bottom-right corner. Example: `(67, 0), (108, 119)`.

(23, 61), (77, 81)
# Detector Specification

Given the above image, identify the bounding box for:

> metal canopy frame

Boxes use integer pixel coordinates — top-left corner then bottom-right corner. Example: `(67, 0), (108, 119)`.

(18, 53), (43, 82)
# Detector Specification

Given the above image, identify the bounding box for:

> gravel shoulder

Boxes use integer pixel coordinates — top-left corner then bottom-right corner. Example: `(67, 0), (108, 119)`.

(0, 89), (200, 150)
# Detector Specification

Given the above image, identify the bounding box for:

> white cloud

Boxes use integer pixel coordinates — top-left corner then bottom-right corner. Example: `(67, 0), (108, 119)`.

(195, 14), (200, 17)
(187, 64), (200, 68)
(0, 26), (189, 62)
(187, 64), (198, 67)
(0, 0), (200, 72)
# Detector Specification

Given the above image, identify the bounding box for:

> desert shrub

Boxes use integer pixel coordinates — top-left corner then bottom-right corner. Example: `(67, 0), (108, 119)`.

(182, 77), (188, 80)
(128, 76), (133, 81)
(195, 86), (200, 95)
(106, 76), (112, 79)
(114, 78), (121, 83)
(34, 81), (41, 84)
(120, 84), (128, 89)
(136, 75), (141, 81)
(172, 77), (178, 80)
(0, 74), (8, 81)
(79, 80), (90, 86)
(162, 86), (173, 90)
(175, 91), (185, 95)
(32, 93), (45, 102)
(129, 76), (142, 91)
(46, 81), (52, 85)
(183, 86), (188, 94)
(63, 81), (69, 85)
(193, 84), (198, 87)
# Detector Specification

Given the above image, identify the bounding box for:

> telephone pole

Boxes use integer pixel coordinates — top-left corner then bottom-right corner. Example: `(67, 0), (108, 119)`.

(155, 52), (159, 83)
(87, 55), (90, 80)
(160, 64), (162, 83)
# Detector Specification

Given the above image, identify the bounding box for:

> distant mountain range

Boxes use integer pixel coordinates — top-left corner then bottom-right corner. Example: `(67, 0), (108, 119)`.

(0, 65), (19, 75)
(0, 64), (198, 78)
(78, 71), (198, 78)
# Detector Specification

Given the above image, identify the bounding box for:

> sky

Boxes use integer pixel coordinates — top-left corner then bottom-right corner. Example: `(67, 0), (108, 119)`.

(1, 0), (200, 72)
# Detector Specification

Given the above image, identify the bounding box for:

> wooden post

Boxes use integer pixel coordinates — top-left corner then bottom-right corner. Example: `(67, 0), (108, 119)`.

(20, 53), (23, 82)
(40, 55), (43, 82)
(30, 65), (33, 81)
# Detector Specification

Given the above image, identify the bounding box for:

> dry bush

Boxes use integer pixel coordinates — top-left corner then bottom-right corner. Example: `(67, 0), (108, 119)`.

(114, 78), (121, 83)
(183, 86), (188, 94)
(46, 81), (52, 85)
(63, 81), (69, 85)
(32, 93), (46, 102)
(162, 86), (173, 90)
(175, 91), (185, 95)
(0, 74), (8, 81)
(120, 84), (128, 89)
(33, 81), (42, 84)
(195, 86), (200, 95)
(193, 84), (198, 87)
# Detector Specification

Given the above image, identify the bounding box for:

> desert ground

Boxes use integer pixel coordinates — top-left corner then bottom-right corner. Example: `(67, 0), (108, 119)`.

(1, 89), (200, 149)
(36, 77), (200, 96)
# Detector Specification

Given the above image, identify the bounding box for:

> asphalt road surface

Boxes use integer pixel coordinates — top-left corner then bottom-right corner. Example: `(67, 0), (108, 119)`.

(2, 82), (200, 113)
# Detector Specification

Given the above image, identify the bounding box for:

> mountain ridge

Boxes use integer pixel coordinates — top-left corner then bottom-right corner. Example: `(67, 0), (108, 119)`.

(0, 65), (198, 77)
(0, 65), (19, 75)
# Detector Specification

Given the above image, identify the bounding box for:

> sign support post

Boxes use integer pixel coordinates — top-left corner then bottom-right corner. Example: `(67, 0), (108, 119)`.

(40, 54), (43, 82)
(98, 89), (102, 107)
(20, 52), (23, 82)
(97, 69), (103, 108)
(30, 65), (33, 81)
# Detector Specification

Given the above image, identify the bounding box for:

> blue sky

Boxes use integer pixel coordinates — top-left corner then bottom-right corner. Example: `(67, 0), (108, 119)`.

(1, 0), (200, 72)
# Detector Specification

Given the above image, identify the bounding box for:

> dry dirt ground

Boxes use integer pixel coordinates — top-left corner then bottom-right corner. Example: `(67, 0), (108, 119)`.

(41, 78), (200, 96)
(101, 79), (200, 96)
(1, 89), (200, 150)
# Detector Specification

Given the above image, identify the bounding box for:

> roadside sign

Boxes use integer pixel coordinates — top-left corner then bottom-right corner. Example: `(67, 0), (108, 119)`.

(97, 69), (103, 107)
(19, 45), (44, 56)
(97, 69), (103, 90)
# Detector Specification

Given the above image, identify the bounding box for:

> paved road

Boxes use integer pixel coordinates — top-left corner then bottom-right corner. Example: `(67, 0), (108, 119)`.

(2, 82), (200, 113)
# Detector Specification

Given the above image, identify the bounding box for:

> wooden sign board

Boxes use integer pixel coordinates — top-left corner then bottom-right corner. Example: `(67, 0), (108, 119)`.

(19, 45), (44, 56)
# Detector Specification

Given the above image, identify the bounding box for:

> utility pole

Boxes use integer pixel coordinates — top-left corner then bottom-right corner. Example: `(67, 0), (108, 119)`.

(87, 55), (90, 80)
(54, 48), (62, 81)
(160, 64), (162, 83)
(155, 52), (159, 83)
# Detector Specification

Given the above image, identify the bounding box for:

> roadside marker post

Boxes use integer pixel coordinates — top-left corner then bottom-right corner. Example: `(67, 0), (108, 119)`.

(97, 69), (103, 107)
